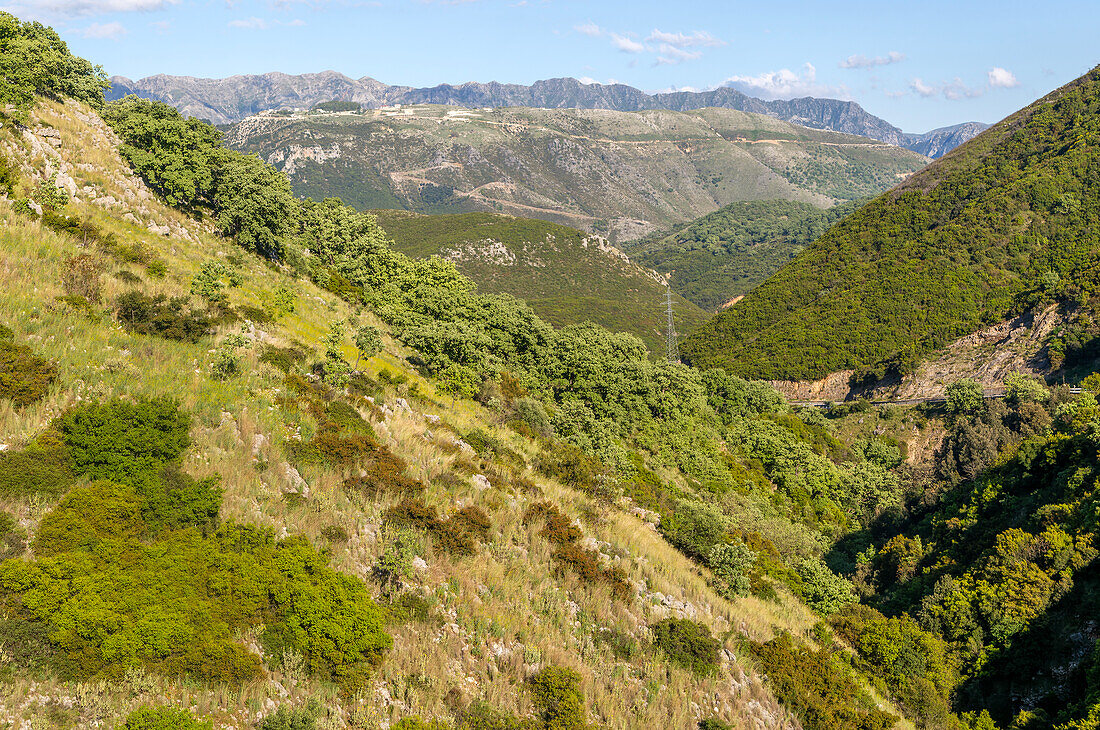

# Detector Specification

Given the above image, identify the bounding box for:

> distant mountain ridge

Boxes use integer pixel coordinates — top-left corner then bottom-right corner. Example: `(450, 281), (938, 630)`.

(108, 71), (984, 157)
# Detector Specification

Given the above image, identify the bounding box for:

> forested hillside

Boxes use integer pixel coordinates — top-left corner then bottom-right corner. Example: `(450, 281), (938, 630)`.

(625, 199), (863, 311)
(683, 65), (1100, 382)
(372, 210), (708, 354)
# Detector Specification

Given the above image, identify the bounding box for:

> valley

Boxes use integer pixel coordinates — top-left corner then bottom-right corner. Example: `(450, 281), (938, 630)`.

(2, 9), (1100, 730)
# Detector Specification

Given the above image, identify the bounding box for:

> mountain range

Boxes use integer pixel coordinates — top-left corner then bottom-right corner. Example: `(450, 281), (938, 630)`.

(108, 71), (987, 158)
(224, 103), (928, 240)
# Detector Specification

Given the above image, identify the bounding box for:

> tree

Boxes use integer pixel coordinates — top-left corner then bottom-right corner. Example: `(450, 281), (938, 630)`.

(945, 379), (984, 417)
(354, 324), (383, 369)
(322, 323), (350, 387)
(213, 153), (297, 260)
(190, 260), (240, 307)
(0, 13), (108, 115)
(1005, 372), (1049, 406)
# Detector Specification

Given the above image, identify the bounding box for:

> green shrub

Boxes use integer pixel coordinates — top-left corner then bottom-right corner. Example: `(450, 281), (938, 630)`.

(697, 720), (732, 730)
(456, 702), (535, 730)
(707, 540), (756, 599)
(385, 498), (490, 556)
(258, 702), (321, 730)
(0, 430), (73, 498)
(119, 706), (213, 730)
(260, 345), (306, 373)
(750, 632), (895, 730)
(0, 339), (58, 406)
(57, 398), (191, 486)
(795, 558), (856, 615)
(528, 666), (588, 730)
(115, 291), (213, 342)
(660, 499), (730, 561)
(650, 618), (721, 675)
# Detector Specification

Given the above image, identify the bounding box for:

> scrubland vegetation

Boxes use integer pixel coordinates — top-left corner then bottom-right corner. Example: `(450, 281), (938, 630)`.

(684, 65), (1100, 382)
(3, 13), (1100, 730)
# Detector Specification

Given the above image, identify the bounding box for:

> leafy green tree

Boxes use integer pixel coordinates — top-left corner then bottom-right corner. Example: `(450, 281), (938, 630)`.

(1004, 372), (1049, 406)
(354, 324), (383, 368)
(213, 153), (297, 259)
(796, 558), (856, 615)
(945, 380), (985, 417)
(0, 12), (108, 115)
(103, 96), (222, 209)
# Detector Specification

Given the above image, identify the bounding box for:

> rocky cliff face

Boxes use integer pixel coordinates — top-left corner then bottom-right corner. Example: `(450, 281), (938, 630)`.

(108, 72), (984, 156)
(901, 122), (992, 158)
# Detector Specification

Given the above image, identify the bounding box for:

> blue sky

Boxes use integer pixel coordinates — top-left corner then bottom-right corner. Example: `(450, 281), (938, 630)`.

(6, 0), (1099, 133)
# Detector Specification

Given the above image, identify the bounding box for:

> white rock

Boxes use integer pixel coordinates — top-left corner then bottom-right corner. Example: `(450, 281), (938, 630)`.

(425, 414), (441, 425)
(471, 474), (491, 491)
(412, 556), (428, 572)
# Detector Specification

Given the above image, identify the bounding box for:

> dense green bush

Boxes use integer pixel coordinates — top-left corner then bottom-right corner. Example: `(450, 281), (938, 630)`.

(707, 540), (756, 599)
(649, 618), (720, 675)
(258, 701), (321, 730)
(528, 666), (588, 730)
(119, 706), (213, 730)
(0, 429), (72, 498)
(0, 399), (390, 689)
(751, 633), (896, 730)
(0, 338), (58, 406)
(115, 291), (213, 342)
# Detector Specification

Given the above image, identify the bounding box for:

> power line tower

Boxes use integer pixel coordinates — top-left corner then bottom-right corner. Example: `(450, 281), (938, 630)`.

(665, 283), (679, 364)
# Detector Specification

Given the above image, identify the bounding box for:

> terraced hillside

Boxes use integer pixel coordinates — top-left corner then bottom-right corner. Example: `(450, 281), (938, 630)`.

(374, 210), (708, 353)
(225, 104), (930, 241)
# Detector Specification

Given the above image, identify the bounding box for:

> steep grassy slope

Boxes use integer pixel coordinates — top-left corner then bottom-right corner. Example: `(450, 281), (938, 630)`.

(0, 96), (825, 730)
(683, 66), (1100, 382)
(225, 104), (929, 241)
(373, 210), (708, 353)
(625, 199), (863, 312)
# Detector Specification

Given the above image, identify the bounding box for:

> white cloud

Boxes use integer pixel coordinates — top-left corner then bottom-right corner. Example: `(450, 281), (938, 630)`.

(655, 44), (702, 64)
(646, 29), (724, 48)
(574, 21), (602, 37)
(839, 51), (904, 69)
(149, 19), (169, 31)
(724, 63), (850, 100)
(229, 16), (269, 28)
(910, 78), (936, 97)
(910, 76), (984, 100)
(7, 0), (176, 15)
(227, 16), (305, 29)
(610, 33), (644, 53)
(577, 76), (598, 85)
(988, 67), (1019, 88)
(79, 20), (126, 38)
